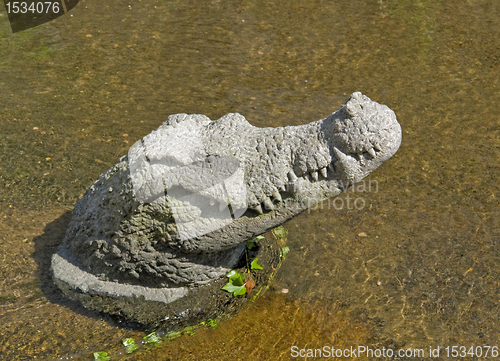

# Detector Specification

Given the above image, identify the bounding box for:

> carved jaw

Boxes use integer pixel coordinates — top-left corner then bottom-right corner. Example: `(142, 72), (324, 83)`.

(251, 92), (402, 212)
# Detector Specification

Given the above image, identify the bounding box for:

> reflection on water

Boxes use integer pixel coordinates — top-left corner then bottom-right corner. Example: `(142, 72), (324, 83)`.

(0, 0), (499, 359)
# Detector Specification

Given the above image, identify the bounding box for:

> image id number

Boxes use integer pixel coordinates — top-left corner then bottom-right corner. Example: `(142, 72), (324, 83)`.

(444, 346), (498, 358)
(5, 2), (60, 14)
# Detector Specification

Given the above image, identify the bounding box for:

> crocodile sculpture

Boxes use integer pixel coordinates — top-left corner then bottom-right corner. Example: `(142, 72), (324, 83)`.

(51, 92), (401, 319)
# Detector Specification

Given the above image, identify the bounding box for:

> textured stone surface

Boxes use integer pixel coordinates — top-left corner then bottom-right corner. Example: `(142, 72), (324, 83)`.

(52, 232), (283, 327)
(51, 92), (402, 308)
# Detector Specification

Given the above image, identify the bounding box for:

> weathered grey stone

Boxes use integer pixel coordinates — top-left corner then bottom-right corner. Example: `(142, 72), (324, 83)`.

(51, 92), (401, 316)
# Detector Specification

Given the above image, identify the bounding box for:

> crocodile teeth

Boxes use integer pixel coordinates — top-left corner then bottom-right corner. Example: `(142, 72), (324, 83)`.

(373, 142), (381, 151)
(263, 197), (274, 211)
(209, 198), (216, 206)
(319, 167), (327, 178)
(288, 170), (298, 182)
(332, 147), (353, 172)
(333, 147), (348, 163)
(272, 190), (282, 202)
(280, 184), (287, 192)
(248, 192), (260, 208)
(367, 148), (376, 158)
(328, 163), (336, 173)
(310, 171), (318, 181)
(252, 204), (263, 215)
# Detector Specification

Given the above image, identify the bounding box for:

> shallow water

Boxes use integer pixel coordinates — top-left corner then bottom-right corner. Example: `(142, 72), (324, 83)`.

(0, 0), (499, 360)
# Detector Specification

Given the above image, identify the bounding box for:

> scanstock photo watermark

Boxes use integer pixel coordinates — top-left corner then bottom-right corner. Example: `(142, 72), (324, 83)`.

(290, 345), (500, 358)
(307, 179), (379, 213)
(2, 0), (79, 33)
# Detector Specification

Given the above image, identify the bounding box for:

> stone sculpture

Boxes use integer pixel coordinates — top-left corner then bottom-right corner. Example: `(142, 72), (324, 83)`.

(51, 92), (401, 324)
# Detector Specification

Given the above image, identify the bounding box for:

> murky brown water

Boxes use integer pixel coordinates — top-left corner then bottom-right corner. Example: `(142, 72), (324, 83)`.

(1, 0), (499, 360)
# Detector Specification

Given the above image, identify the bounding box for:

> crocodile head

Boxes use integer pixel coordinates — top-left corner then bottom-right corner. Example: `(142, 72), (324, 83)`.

(283, 91), (402, 206)
(325, 91), (402, 184)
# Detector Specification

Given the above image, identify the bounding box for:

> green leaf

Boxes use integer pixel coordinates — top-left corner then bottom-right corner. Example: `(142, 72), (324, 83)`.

(165, 331), (182, 340)
(228, 271), (245, 285)
(246, 235), (265, 249)
(250, 258), (263, 270)
(207, 318), (218, 328)
(222, 282), (246, 296)
(233, 285), (247, 296)
(272, 226), (288, 239)
(223, 270), (247, 296)
(93, 351), (110, 361)
(181, 325), (196, 336)
(143, 332), (162, 346)
(280, 246), (290, 259)
(122, 338), (138, 353)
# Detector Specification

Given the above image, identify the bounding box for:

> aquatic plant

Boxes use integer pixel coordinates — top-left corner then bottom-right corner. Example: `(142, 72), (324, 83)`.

(272, 226), (288, 240)
(122, 338), (138, 353)
(280, 246), (290, 260)
(246, 235), (265, 249)
(250, 257), (263, 270)
(143, 332), (162, 346)
(93, 351), (110, 361)
(222, 270), (247, 296)
(223, 227), (289, 296)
